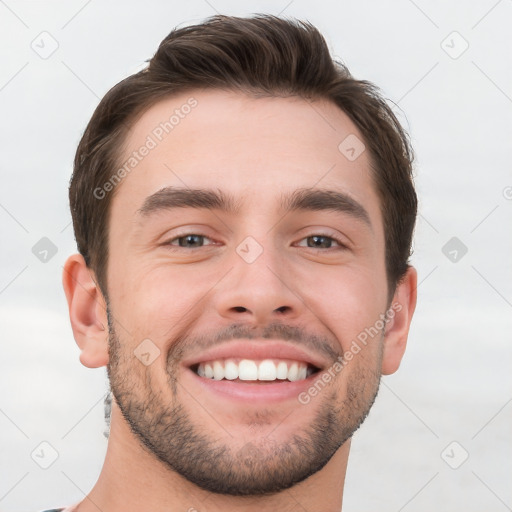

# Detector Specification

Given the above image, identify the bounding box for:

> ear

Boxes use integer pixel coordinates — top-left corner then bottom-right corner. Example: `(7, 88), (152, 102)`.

(62, 254), (109, 368)
(381, 266), (417, 375)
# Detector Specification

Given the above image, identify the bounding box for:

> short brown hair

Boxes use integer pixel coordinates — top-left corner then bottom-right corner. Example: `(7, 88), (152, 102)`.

(69, 14), (417, 302)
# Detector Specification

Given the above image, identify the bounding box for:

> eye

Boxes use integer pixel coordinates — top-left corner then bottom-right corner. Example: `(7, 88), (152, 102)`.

(163, 233), (346, 251)
(165, 233), (216, 249)
(296, 234), (346, 250)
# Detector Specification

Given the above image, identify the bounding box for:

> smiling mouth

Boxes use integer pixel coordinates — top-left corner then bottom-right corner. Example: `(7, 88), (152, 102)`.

(191, 358), (321, 383)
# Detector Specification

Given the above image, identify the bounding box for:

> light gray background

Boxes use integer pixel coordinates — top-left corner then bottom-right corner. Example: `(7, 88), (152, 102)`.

(1, 1), (511, 511)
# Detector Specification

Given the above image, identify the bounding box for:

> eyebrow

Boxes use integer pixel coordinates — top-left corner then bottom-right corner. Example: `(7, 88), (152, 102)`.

(136, 186), (372, 229)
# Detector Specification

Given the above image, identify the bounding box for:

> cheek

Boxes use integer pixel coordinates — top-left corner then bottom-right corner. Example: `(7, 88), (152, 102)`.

(110, 262), (219, 342)
(298, 263), (386, 342)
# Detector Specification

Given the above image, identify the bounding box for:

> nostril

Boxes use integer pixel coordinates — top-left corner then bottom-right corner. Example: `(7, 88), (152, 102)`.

(233, 306), (247, 312)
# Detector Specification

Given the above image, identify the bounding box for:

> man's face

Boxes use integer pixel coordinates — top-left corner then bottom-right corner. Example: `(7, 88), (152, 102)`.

(105, 89), (389, 495)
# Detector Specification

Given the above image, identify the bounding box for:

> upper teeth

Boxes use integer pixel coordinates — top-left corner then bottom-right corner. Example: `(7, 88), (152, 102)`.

(196, 359), (313, 382)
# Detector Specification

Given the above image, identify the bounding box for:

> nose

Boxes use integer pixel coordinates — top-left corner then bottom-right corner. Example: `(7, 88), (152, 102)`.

(213, 239), (305, 326)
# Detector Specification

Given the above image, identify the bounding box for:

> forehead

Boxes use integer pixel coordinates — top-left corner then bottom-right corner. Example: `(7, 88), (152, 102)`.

(112, 88), (381, 226)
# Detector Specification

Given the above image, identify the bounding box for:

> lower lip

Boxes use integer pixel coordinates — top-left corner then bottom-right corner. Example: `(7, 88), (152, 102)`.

(184, 368), (319, 404)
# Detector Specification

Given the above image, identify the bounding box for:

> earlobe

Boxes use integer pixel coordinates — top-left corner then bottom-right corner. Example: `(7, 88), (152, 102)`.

(62, 254), (109, 368)
(381, 266), (418, 375)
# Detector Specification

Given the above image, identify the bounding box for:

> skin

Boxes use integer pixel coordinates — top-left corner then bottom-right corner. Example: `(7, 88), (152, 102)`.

(63, 89), (417, 512)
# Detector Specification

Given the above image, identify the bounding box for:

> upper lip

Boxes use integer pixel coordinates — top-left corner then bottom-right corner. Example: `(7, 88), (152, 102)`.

(181, 340), (329, 371)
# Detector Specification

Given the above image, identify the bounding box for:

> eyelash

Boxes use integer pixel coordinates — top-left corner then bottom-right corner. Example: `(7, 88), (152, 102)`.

(164, 232), (347, 251)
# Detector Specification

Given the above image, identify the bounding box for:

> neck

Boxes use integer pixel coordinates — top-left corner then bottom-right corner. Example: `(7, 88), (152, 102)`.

(76, 406), (349, 512)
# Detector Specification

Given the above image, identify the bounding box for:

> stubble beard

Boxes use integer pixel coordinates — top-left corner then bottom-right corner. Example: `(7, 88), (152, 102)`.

(106, 309), (382, 496)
